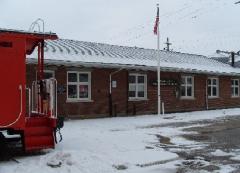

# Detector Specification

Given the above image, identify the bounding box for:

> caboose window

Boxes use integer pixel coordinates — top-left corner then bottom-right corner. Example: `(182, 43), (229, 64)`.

(67, 71), (91, 101)
(36, 70), (55, 79)
(0, 41), (12, 48)
(44, 70), (55, 79)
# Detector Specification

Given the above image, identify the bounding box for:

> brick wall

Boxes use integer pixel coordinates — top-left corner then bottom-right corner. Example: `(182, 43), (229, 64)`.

(26, 64), (240, 118)
(208, 76), (240, 109)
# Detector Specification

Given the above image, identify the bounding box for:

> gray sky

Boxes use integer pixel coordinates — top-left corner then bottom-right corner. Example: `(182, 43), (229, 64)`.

(0, 0), (239, 56)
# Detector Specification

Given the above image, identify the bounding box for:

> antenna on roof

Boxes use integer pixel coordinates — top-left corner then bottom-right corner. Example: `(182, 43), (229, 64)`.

(164, 37), (172, 51)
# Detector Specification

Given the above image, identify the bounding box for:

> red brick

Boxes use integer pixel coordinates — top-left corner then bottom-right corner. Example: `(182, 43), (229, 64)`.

(26, 64), (240, 118)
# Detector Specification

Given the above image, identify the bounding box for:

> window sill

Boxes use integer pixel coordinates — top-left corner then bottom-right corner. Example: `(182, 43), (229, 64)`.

(180, 97), (195, 100)
(128, 98), (148, 102)
(208, 96), (219, 99)
(66, 99), (94, 103)
(231, 96), (240, 98)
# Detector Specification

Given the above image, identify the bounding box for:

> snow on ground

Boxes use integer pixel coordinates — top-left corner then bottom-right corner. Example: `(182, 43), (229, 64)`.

(211, 149), (234, 157)
(1, 108), (240, 173)
(231, 156), (240, 161)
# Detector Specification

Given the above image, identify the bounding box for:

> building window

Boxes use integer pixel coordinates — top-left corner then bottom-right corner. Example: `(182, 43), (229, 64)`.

(208, 78), (219, 98)
(181, 76), (194, 98)
(128, 74), (147, 100)
(67, 71), (91, 101)
(231, 79), (239, 97)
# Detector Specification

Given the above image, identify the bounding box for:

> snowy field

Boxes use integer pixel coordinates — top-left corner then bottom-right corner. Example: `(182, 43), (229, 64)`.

(1, 108), (240, 173)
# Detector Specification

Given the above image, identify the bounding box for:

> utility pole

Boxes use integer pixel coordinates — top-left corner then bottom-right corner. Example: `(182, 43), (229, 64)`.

(164, 37), (172, 51)
(153, 4), (161, 115)
(216, 50), (240, 67)
(156, 4), (161, 116)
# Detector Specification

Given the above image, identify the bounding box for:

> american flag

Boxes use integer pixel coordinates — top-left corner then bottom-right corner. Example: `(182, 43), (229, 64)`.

(153, 6), (159, 35)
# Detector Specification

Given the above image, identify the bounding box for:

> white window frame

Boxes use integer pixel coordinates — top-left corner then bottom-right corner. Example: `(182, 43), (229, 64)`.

(180, 75), (194, 99)
(128, 73), (147, 101)
(208, 77), (219, 98)
(67, 71), (91, 102)
(231, 79), (239, 97)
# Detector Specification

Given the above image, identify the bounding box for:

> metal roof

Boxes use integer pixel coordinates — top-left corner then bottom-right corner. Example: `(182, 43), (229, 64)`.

(27, 39), (240, 76)
(213, 56), (240, 67)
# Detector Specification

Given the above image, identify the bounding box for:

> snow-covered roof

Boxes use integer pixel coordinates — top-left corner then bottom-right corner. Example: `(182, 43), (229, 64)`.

(0, 28), (57, 37)
(27, 39), (240, 76)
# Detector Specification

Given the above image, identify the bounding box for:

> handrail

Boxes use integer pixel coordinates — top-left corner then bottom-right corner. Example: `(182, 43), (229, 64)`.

(31, 81), (36, 112)
(51, 78), (58, 118)
(26, 87), (31, 117)
(0, 85), (23, 128)
(56, 79), (58, 118)
(30, 79), (57, 119)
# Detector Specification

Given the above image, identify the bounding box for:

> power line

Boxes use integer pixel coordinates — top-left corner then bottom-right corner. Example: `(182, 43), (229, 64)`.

(105, 0), (238, 51)
(105, 3), (195, 42)
(114, 1), (220, 43)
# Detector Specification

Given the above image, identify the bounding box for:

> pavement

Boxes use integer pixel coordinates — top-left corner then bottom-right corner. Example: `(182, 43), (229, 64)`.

(158, 115), (240, 173)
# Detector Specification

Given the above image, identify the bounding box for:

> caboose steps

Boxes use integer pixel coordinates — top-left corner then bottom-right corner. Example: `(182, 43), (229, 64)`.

(24, 126), (53, 137)
(24, 135), (54, 151)
(24, 117), (56, 152)
(25, 117), (56, 127)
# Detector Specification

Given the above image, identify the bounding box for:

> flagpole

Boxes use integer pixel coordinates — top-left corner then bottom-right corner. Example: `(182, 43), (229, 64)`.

(157, 3), (161, 116)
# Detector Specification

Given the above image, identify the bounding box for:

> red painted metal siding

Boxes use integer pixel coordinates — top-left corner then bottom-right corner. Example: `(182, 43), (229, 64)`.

(0, 36), (26, 128)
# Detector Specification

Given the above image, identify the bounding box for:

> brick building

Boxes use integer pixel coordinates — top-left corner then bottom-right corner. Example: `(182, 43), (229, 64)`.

(26, 39), (240, 118)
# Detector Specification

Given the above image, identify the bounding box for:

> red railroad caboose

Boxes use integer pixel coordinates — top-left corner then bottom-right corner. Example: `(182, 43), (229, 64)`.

(0, 29), (60, 152)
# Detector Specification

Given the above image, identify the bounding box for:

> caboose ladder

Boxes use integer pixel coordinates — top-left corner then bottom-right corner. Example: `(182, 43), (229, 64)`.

(24, 117), (56, 151)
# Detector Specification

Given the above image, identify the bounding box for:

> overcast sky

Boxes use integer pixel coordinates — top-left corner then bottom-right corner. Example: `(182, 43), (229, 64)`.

(0, 0), (239, 56)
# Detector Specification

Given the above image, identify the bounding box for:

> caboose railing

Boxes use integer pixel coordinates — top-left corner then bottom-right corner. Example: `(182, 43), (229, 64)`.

(26, 87), (31, 117)
(30, 78), (57, 118)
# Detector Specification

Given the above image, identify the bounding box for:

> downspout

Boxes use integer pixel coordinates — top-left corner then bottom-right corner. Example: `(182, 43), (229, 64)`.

(37, 44), (41, 113)
(126, 71), (129, 115)
(205, 77), (209, 110)
(231, 52), (235, 67)
(109, 68), (124, 117)
(40, 41), (44, 80)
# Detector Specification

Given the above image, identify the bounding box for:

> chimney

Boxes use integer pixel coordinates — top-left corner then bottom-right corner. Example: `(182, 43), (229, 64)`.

(231, 52), (235, 67)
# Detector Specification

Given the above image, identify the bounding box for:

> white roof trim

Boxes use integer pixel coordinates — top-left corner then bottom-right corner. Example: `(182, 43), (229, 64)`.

(27, 58), (240, 76)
